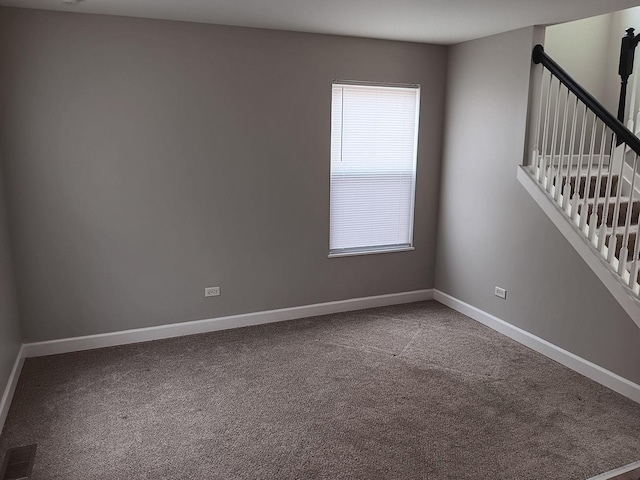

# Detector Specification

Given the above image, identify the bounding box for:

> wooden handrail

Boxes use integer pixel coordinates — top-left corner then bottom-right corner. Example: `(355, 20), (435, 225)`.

(532, 44), (640, 153)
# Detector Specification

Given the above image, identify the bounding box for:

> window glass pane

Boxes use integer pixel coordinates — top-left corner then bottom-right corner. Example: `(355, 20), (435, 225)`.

(330, 83), (420, 253)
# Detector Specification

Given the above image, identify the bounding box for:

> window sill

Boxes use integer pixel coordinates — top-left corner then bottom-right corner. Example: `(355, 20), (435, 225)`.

(328, 246), (415, 258)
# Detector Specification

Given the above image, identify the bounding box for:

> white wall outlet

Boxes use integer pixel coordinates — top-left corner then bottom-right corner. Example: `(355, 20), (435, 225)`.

(205, 286), (220, 297)
(495, 286), (507, 300)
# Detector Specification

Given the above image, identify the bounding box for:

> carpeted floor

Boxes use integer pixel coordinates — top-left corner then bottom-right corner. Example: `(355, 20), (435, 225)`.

(1, 301), (639, 480)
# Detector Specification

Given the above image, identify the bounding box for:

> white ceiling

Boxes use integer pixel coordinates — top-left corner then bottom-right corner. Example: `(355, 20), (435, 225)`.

(1, 0), (640, 44)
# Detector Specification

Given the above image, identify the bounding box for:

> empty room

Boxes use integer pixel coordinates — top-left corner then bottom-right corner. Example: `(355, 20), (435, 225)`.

(1, 0), (640, 478)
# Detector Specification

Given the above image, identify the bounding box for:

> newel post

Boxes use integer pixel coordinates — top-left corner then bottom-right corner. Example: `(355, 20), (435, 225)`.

(618, 28), (639, 124)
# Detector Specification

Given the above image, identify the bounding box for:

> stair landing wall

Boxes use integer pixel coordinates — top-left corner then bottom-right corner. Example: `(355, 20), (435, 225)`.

(435, 26), (640, 385)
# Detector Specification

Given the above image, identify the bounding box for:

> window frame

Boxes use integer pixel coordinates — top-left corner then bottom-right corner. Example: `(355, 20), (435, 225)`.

(328, 80), (421, 258)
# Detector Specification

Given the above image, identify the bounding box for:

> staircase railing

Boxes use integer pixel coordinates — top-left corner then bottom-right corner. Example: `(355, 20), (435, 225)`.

(529, 44), (640, 297)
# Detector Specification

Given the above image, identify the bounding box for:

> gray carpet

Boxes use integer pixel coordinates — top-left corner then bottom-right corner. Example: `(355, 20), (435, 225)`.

(1, 301), (639, 480)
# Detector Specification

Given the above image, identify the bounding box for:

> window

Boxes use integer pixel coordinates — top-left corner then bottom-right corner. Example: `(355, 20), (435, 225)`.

(329, 81), (420, 257)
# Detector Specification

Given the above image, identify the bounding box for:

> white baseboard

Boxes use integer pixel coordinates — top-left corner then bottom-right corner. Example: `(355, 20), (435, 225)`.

(587, 460), (640, 480)
(22, 289), (434, 358)
(434, 290), (640, 404)
(0, 345), (25, 434)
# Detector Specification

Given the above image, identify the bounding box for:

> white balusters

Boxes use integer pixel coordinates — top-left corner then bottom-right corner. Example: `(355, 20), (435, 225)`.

(580, 119), (598, 231)
(554, 89), (571, 201)
(619, 154), (639, 275)
(547, 82), (563, 193)
(598, 132), (616, 253)
(531, 70), (548, 175)
(539, 74), (554, 184)
(571, 107), (589, 225)
(590, 125), (608, 242)
(528, 57), (640, 300)
(563, 98), (580, 212)
(608, 140), (629, 265)
(630, 188), (640, 288)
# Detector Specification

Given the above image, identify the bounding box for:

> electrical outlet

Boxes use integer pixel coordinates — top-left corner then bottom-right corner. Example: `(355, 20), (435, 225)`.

(205, 286), (220, 297)
(495, 286), (507, 300)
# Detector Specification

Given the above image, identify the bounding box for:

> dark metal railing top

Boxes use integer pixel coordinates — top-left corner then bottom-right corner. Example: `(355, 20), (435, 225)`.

(532, 44), (640, 155)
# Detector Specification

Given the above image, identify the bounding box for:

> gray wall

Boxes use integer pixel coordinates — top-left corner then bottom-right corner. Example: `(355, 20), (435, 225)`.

(543, 15), (613, 156)
(435, 27), (640, 384)
(545, 14), (613, 107)
(0, 155), (21, 395)
(0, 8), (446, 342)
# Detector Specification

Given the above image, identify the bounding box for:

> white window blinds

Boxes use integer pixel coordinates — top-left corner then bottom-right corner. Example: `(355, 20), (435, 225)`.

(330, 82), (420, 255)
